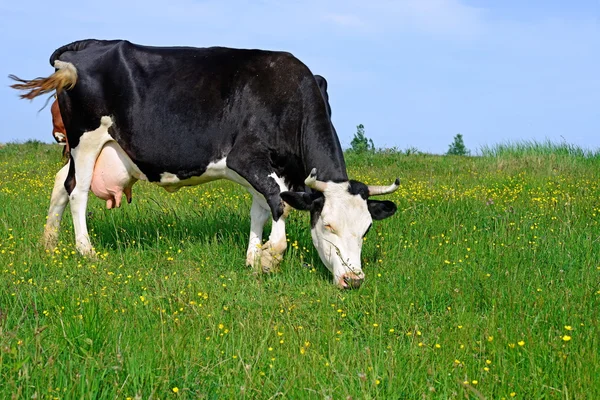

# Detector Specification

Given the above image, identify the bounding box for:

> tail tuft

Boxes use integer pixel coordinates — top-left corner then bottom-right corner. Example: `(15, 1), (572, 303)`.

(9, 61), (78, 100)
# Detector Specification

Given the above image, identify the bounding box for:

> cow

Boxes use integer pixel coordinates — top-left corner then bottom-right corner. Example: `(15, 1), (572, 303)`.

(10, 39), (399, 289)
(50, 97), (70, 159)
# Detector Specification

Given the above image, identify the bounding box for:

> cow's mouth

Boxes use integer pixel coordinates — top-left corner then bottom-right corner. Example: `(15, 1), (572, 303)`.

(339, 272), (364, 289)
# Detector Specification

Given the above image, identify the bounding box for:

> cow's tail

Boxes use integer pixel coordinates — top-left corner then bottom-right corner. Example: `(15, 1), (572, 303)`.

(9, 60), (78, 100)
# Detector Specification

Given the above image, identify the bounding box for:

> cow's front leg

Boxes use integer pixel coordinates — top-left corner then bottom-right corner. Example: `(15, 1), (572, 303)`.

(68, 116), (113, 257)
(259, 211), (289, 273)
(258, 174), (292, 272)
(43, 163), (70, 250)
(246, 195), (270, 267)
(227, 149), (290, 272)
(247, 181), (290, 273)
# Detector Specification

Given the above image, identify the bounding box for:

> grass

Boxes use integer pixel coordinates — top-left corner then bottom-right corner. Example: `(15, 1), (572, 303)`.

(1, 141), (599, 399)
(479, 139), (600, 160)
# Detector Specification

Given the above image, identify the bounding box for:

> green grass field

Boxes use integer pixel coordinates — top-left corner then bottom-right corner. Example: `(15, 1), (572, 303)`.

(1, 142), (599, 399)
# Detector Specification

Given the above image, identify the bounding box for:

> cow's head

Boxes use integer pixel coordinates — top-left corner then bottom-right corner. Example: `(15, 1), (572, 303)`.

(281, 169), (398, 289)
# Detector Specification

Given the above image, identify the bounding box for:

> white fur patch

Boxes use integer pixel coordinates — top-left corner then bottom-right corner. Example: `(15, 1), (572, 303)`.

(53, 60), (78, 80)
(158, 157), (252, 192)
(268, 172), (288, 192)
(54, 132), (66, 142)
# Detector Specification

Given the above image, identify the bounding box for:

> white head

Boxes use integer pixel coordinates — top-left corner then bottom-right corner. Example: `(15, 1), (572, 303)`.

(281, 169), (399, 289)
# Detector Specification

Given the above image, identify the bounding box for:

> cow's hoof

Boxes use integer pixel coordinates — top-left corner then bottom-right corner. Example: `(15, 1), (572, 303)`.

(260, 250), (282, 274)
(246, 251), (259, 268)
(82, 251), (98, 261)
(42, 231), (59, 251)
(86, 250), (99, 260)
(76, 245), (97, 260)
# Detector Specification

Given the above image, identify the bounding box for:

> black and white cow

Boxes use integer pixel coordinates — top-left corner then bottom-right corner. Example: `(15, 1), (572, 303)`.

(10, 39), (399, 289)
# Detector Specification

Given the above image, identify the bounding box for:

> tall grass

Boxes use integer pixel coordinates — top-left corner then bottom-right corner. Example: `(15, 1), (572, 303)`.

(480, 139), (600, 159)
(1, 142), (599, 399)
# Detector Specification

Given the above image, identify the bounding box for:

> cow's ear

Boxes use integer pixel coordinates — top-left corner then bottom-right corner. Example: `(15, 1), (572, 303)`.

(367, 200), (397, 220)
(281, 191), (320, 211)
(315, 75), (328, 92)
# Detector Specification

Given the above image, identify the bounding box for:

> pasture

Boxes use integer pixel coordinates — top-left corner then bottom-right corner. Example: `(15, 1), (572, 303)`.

(1, 142), (599, 399)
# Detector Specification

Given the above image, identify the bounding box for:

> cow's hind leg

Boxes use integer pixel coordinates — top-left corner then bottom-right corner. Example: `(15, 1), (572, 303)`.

(43, 163), (70, 250)
(68, 116), (113, 256)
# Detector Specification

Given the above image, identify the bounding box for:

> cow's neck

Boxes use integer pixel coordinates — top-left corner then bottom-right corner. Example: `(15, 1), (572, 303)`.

(301, 126), (348, 184)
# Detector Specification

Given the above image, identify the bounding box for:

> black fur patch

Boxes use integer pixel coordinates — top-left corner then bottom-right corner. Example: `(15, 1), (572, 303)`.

(367, 200), (397, 220)
(64, 155), (76, 195)
(348, 180), (369, 199)
(309, 195), (325, 228)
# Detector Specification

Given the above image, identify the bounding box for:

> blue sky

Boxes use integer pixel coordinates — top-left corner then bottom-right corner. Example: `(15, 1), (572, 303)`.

(0, 0), (598, 154)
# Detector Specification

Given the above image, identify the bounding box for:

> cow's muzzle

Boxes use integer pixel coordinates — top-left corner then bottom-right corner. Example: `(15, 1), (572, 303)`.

(339, 272), (364, 289)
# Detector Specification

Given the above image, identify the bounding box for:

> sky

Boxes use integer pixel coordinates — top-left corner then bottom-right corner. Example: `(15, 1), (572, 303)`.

(0, 0), (598, 154)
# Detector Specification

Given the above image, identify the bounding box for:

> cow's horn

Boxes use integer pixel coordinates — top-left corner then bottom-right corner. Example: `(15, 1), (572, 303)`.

(304, 168), (328, 192)
(368, 178), (400, 196)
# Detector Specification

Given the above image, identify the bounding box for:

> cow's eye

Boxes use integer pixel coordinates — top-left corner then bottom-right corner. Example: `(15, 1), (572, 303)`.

(324, 223), (336, 233)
